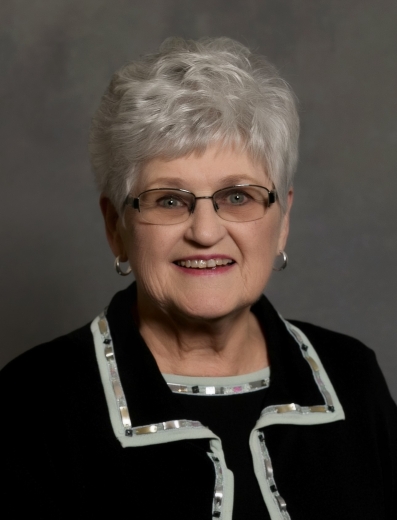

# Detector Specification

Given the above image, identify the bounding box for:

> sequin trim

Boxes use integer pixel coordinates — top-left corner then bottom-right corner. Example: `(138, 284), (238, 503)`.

(254, 319), (341, 519)
(125, 419), (203, 437)
(284, 321), (335, 412)
(207, 452), (224, 519)
(167, 378), (269, 396)
(261, 402), (329, 416)
(258, 431), (291, 520)
(98, 312), (206, 437)
(95, 310), (343, 520)
(98, 312), (132, 431)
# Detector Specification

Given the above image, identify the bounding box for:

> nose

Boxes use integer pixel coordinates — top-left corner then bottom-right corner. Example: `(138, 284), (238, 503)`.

(184, 198), (226, 246)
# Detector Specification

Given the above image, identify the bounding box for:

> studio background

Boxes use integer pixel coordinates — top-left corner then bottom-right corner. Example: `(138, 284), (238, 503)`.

(1, 0), (396, 399)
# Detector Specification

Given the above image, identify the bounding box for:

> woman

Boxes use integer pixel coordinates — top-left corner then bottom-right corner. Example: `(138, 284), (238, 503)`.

(1, 37), (396, 520)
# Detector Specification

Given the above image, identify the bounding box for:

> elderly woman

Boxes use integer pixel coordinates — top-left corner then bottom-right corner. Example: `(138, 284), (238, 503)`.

(1, 37), (396, 520)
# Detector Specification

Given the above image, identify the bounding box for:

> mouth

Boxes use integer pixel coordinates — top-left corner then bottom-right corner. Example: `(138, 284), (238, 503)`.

(174, 258), (235, 270)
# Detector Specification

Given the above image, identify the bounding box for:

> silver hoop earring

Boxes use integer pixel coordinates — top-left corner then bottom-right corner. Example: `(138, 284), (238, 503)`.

(273, 250), (288, 271)
(114, 256), (132, 276)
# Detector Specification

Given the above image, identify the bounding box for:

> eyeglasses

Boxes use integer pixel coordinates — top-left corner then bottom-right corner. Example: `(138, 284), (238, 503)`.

(124, 184), (277, 225)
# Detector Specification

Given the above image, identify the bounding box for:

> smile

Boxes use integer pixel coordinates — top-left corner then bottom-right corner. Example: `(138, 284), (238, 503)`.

(175, 258), (234, 269)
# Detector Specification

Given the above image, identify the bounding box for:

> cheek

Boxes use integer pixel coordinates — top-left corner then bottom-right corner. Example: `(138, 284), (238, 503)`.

(246, 219), (281, 260)
(239, 219), (282, 284)
(127, 227), (158, 272)
(123, 225), (175, 297)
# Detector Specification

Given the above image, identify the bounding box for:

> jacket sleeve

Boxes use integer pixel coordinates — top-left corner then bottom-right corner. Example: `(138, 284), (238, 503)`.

(291, 319), (397, 513)
(365, 348), (397, 509)
(0, 347), (82, 519)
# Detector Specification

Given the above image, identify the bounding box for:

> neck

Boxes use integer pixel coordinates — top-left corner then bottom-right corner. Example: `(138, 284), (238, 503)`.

(136, 295), (268, 377)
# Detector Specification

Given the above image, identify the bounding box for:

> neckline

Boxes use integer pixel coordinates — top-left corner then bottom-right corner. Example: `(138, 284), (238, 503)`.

(104, 282), (326, 425)
(163, 367), (270, 396)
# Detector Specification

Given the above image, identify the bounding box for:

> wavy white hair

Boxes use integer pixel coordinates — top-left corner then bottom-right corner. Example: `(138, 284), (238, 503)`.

(90, 37), (299, 214)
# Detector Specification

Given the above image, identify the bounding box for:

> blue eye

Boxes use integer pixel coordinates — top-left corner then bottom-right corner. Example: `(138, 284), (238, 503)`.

(158, 196), (186, 209)
(228, 192), (246, 204)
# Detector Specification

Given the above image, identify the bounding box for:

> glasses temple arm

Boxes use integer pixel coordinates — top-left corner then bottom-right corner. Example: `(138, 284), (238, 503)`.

(268, 190), (277, 205)
(123, 196), (140, 210)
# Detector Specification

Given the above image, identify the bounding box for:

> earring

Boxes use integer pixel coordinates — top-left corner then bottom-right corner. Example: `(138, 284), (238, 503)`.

(114, 255), (132, 276)
(273, 250), (288, 271)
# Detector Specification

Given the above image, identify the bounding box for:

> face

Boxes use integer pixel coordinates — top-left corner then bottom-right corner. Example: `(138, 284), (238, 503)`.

(102, 145), (292, 322)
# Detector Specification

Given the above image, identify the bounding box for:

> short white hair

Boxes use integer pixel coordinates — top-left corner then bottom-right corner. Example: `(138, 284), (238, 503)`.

(90, 37), (299, 213)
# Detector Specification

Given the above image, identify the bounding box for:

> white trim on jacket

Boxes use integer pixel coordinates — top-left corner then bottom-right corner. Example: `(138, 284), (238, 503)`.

(90, 313), (345, 520)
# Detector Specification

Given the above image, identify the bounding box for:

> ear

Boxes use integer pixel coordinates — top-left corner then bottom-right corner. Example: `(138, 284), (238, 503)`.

(99, 195), (128, 261)
(277, 188), (294, 252)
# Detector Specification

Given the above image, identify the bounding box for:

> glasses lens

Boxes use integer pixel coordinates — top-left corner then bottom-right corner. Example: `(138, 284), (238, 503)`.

(138, 189), (194, 224)
(214, 186), (269, 222)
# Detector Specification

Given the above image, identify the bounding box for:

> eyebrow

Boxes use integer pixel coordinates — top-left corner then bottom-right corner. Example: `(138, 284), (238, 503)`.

(144, 177), (188, 189)
(216, 174), (268, 186)
(143, 173), (269, 191)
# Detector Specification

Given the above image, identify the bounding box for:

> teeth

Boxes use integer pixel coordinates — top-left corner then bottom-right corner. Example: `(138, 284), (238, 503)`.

(177, 258), (233, 269)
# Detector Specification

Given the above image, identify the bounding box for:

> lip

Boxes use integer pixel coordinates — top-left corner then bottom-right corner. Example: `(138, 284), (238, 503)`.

(173, 262), (235, 276)
(172, 254), (236, 276)
(173, 254), (235, 262)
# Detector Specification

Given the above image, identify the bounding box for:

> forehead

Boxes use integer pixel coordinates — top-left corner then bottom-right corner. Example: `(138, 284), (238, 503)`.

(137, 146), (269, 192)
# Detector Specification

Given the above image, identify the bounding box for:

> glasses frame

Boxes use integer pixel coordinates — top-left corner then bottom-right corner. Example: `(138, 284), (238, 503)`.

(124, 184), (277, 224)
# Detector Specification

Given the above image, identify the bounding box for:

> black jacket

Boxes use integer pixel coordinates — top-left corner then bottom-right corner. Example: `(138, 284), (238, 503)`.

(1, 284), (396, 519)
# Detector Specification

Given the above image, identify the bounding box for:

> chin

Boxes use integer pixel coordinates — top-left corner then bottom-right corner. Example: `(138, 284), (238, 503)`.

(170, 294), (253, 323)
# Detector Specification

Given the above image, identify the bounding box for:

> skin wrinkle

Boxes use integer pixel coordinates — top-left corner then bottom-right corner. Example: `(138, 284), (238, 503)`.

(101, 144), (292, 376)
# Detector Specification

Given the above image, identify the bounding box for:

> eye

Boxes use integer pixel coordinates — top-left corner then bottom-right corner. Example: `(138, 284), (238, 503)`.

(157, 195), (187, 209)
(220, 189), (252, 205)
(228, 192), (246, 204)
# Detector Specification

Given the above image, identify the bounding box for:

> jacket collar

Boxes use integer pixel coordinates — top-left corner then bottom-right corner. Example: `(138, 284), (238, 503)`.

(104, 283), (325, 428)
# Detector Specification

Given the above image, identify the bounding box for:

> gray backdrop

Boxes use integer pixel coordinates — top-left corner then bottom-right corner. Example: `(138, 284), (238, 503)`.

(1, 0), (396, 399)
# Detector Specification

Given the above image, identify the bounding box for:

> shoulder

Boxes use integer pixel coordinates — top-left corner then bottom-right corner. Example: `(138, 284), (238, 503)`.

(288, 319), (373, 359)
(288, 319), (396, 412)
(0, 322), (96, 389)
(288, 318), (378, 376)
(0, 320), (111, 448)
